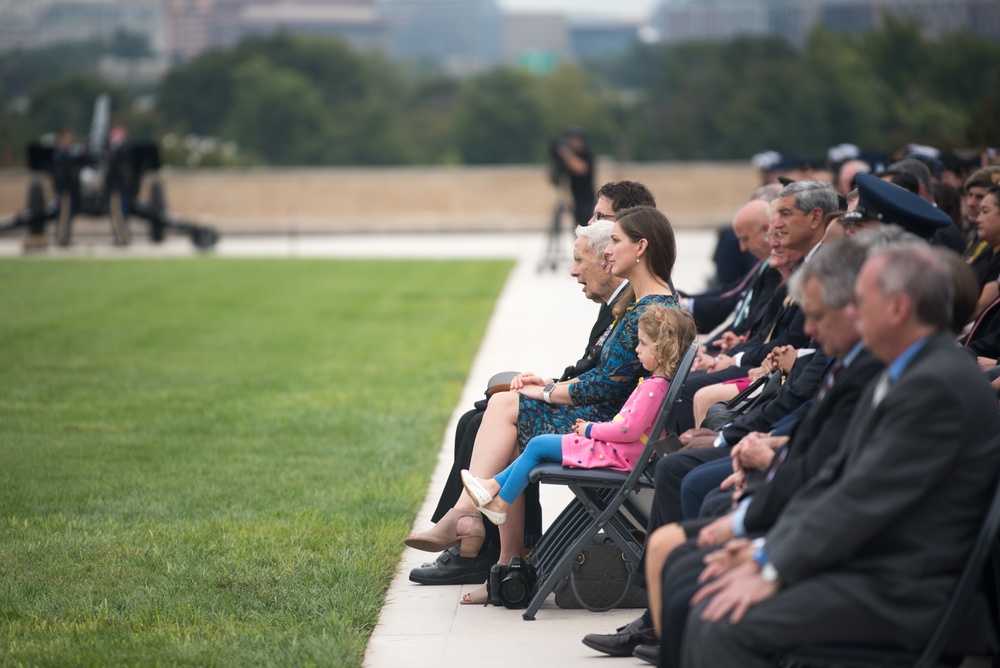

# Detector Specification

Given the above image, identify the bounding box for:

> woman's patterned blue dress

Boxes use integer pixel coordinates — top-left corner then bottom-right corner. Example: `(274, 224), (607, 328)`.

(514, 293), (679, 450)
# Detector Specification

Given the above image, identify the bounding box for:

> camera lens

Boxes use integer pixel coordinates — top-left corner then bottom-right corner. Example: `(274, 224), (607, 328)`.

(499, 573), (529, 608)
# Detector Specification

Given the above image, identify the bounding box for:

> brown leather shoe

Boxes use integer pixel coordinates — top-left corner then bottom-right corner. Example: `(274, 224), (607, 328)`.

(582, 617), (656, 657)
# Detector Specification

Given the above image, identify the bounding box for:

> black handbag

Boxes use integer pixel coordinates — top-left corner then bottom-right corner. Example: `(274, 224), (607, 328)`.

(700, 369), (782, 430)
(553, 535), (648, 612)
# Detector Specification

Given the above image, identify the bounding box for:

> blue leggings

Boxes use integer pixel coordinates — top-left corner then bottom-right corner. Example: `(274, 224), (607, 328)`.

(495, 434), (563, 504)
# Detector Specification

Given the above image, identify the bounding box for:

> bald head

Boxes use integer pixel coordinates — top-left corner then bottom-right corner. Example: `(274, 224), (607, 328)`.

(732, 199), (771, 261)
(837, 159), (871, 196)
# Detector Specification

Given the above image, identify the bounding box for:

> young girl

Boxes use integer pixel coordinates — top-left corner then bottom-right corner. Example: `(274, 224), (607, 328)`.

(461, 304), (697, 525)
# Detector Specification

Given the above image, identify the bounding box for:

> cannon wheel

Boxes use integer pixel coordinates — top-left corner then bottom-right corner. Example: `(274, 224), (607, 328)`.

(190, 226), (218, 249)
(148, 180), (167, 243)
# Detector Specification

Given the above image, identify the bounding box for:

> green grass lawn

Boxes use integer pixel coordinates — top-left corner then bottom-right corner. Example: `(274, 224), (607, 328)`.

(0, 257), (512, 667)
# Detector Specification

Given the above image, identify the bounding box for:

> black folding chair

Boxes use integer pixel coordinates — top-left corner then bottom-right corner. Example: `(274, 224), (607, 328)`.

(775, 473), (1000, 668)
(520, 341), (699, 620)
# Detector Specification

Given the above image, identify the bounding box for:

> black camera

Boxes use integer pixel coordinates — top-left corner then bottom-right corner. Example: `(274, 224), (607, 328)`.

(487, 557), (537, 609)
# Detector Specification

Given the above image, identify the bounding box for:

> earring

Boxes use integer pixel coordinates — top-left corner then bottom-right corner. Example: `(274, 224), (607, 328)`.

(636, 256), (640, 263)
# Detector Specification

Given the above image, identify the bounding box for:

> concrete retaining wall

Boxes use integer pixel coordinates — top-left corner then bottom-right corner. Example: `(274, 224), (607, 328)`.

(0, 160), (760, 235)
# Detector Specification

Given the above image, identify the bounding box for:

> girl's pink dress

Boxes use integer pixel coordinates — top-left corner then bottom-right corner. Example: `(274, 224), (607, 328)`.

(561, 376), (669, 472)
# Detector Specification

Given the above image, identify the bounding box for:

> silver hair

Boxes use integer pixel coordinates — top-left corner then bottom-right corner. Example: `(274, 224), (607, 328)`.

(779, 179), (840, 218)
(854, 224), (926, 255)
(872, 244), (953, 330)
(751, 183), (782, 202)
(789, 238), (868, 308)
(576, 221), (614, 253)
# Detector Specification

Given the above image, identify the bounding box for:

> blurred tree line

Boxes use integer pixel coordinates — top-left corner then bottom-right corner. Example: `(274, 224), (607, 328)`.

(0, 17), (998, 167)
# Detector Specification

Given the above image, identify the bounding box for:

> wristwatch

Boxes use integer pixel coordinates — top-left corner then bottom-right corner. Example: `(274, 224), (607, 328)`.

(752, 540), (782, 586)
(760, 561), (781, 585)
(543, 383), (556, 404)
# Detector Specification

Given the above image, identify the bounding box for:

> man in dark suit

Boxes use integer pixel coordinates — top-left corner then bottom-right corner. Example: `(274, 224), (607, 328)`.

(582, 237), (876, 662)
(641, 237), (883, 667)
(104, 124), (132, 246)
(52, 126), (84, 247)
(674, 180), (840, 431)
(682, 244), (1000, 667)
(410, 181), (655, 585)
(681, 199), (780, 337)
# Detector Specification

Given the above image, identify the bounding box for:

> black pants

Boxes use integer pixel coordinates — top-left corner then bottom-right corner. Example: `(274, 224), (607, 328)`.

(645, 447), (732, 539)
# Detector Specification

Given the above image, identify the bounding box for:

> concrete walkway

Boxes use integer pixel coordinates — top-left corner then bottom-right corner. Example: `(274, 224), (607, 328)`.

(344, 230), (715, 668)
(0, 228), (716, 667)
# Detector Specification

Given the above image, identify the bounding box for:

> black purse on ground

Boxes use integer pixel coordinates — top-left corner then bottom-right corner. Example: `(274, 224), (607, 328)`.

(553, 535), (648, 612)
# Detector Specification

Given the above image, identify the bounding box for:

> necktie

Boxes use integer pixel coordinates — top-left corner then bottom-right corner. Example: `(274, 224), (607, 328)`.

(764, 296), (792, 343)
(764, 446), (788, 485)
(731, 262), (768, 330)
(817, 361), (843, 401)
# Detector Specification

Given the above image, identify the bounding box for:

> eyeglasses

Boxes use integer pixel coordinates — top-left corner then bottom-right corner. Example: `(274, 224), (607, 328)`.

(592, 212), (616, 221)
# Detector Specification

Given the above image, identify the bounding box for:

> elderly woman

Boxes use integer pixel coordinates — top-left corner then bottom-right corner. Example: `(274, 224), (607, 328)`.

(405, 206), (680, 600)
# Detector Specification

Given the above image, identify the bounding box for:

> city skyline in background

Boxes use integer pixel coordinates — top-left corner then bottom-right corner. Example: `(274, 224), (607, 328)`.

(496, 0), (657, 20)
(0, 0), (997, 83)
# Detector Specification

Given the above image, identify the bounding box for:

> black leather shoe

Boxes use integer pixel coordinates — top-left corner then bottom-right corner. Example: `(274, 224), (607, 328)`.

(633, 643), (660, 665)
(581, 616), (657, 657)
(408, 543), (499, 585)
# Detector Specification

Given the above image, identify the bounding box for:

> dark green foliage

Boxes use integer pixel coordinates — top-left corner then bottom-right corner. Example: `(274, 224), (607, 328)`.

(1, 25), (999, 165)
(454, 68), (547, 164)
(24, 74), (134, 141)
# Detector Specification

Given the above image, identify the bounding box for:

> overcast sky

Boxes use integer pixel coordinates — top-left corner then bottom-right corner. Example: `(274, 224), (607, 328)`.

(497, 0), (659, 21)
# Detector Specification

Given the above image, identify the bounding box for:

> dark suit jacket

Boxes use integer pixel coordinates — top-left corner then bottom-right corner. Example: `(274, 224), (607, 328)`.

(559, 302), (613, 381)
(964, 294), (1000, 358)
(742, 349), (884, 534)
(721, 349), (829, 444)
(728, 282), (809, 368)
(932, 223), (966, 254)
(766, 333), (1000, 651)
(690, 262), (781, 336)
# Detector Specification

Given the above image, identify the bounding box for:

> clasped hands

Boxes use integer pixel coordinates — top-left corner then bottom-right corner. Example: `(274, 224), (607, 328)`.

(690, 538), (779, 624)
(692, 348), (737, 373)
(748, 344), (797, 380)
(509, 372), (548, 391)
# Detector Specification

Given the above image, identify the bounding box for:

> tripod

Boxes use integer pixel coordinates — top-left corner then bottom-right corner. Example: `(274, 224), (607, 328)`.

(538, 183), (574, 273)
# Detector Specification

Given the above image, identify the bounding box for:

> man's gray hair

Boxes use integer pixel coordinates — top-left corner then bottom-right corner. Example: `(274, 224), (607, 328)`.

(789, 237), (868, 308)
(873, 245), (953, 330)
(751, 183), (782, 202)
(854, 224), (926, 255)
(779, 179), (840, 218)
(576, 221), (614, 252)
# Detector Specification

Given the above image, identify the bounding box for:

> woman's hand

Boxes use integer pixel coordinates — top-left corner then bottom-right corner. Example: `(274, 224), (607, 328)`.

(510, 372), (546, 391)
